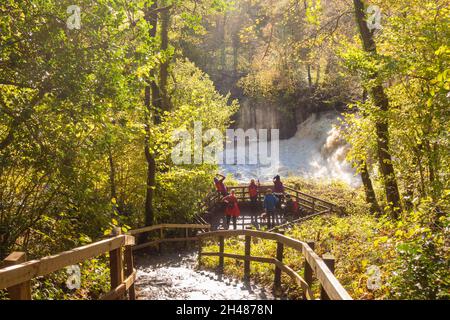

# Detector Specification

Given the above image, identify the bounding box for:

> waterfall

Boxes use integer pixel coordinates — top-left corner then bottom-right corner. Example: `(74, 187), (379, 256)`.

(221, 111), (361, 187)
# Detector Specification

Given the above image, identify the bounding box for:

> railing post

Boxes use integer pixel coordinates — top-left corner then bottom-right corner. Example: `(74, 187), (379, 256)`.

(198, 238), (203, 267)
(312, 199), (315, 213)
(274, 241), (284, 293)
(3, 252), (31, 300)
(185, 228), (189, 249)
(303, 241), (315, 300)
(218, 236), (224, 274)
(159, 227), (164, 253)
(124, 245), (136, 300)
(109, 228), (124, 296)
(244, 235), (251, 282)
(320, 254), (335, 300)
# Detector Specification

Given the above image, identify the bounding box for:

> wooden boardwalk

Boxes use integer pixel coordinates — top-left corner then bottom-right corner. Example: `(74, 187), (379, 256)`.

(0, 184), (350, 300)
(204, 202), (299, 231)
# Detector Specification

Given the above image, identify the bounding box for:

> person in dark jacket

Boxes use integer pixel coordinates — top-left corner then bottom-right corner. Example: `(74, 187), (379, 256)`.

(263, 189), (279, 228)
(273, 175), (285, 210)
(223, 190), (240, 230)
(214, 174), (228, 197)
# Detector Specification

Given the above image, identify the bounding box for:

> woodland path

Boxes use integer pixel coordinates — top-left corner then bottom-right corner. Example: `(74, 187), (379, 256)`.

(134, 250), (275, 300)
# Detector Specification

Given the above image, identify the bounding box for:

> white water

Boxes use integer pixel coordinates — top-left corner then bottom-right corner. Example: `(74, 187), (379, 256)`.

(221, 112), (361, 187)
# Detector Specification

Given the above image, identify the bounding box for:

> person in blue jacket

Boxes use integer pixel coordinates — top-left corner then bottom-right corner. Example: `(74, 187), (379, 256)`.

(263, 189), (279, 229)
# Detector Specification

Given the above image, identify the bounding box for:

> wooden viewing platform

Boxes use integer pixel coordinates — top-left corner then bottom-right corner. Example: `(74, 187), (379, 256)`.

(197, 184), (343, 230)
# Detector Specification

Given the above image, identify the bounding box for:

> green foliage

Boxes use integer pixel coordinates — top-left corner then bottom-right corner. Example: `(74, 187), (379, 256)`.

(387, 196), (450, 299)
(1, 0), (448, 301)
(201, 178), (450, 300)
(340, 0), (450, 207)
(0, 0), (237, 299)
(31, 258), (110, 300)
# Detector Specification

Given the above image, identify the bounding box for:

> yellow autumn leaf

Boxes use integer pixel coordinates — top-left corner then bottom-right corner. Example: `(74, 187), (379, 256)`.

(361, 259), (368, 268)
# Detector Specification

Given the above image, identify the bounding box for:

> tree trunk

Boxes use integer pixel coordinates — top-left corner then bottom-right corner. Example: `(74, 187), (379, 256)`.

(315, 65), (320, 87)
(159, 6), (171, 112)
(108, 147), (120, 215)
(220, 14), (227, 71)
(359, 160), (381, 215)
(353, 0), (402, 218)
(231, 28), (240, 77)
(142, 1), (160, 227)
(144, 141), (156, 227)
(307, 65), (312, 88)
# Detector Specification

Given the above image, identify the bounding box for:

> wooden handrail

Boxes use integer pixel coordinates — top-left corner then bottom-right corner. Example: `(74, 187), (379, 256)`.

(198, 229), (352, 300)
(202, 184), (342, 216)
(128, 223), (209, 236)
(0, 233), (136, 300)
(128, 223), (211, 252)
(268, 210), (330, 232)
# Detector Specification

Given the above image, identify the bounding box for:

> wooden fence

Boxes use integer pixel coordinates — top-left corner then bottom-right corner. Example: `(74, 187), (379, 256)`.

(200, 184), (343, 216)
(0, 229), (136, 300)
(128, 223), (211, 251)
(198, 229), (352, 300)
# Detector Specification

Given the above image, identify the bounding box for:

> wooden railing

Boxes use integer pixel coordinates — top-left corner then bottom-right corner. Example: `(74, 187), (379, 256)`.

(0, 229), (136, 300)
(268, 210), (330, 232)
(201, 184), (343, 216)
(128, 223), (211, 251)
(198, 191), (222, 215)
(198, 229), (352, 300)
(284, 186), (343, 215)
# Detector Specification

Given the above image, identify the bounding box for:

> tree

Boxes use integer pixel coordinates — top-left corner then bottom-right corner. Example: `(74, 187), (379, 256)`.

(352, 0), (402, 217)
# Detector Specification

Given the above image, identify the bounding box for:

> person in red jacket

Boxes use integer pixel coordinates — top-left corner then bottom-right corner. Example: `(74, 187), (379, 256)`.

(285, 195), (300, 220)
(223, 189), (240, 230)
(248, 179), (259, 209)
(248, 179), (260, 226)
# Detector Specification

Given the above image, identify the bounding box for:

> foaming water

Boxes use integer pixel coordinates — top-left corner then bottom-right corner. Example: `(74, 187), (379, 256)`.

(221, 112), (360, 187)
(135, 252), (274, 300)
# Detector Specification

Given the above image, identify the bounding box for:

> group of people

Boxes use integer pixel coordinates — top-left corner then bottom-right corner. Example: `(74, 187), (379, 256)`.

(213, 174), (300, 230)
